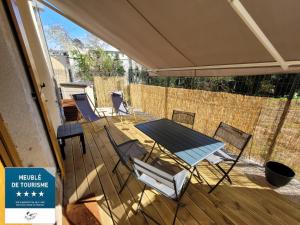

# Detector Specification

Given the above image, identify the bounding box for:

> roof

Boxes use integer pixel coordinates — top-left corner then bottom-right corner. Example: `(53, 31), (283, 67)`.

(42, 0), (300, 77)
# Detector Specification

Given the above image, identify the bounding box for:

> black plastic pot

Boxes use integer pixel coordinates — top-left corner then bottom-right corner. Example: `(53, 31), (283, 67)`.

(265, 161), (295, 187)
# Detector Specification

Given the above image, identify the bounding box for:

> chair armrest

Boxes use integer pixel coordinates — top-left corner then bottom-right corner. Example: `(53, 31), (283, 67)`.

(174, 170), (189, 196)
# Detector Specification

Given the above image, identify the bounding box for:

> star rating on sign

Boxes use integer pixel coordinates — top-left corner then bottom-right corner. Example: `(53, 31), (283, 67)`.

(15, 191), (45, 197)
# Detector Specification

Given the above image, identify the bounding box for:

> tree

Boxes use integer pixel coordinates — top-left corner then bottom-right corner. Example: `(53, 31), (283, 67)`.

(134, 66), (140, 82)
(114, 54), (125, 76)
(71, 48), (125, 81)
(45, 25), (125, 81)
(45, 25), (78, 51)
(70, 49), (92, 81)
(140, 67), (149, 84)
(128, 66), (134, 83)
(84, 33), (112, 50)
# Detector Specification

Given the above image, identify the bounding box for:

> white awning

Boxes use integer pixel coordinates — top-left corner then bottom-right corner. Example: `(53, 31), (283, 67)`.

(42, 0), (300, 76)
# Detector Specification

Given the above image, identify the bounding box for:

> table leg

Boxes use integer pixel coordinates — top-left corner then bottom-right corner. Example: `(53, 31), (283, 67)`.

(194, 167), (204, 183)
(195, 166), (212, 188)
(80, 134), (86, 154)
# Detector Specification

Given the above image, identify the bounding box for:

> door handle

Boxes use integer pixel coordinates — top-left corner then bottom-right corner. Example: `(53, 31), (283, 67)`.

(31, 92), (37, 100)
(40, 82), (46, 89)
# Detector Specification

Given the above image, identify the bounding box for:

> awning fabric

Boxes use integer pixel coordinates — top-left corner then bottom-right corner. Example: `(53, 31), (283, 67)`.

(44, 0), (300, 77)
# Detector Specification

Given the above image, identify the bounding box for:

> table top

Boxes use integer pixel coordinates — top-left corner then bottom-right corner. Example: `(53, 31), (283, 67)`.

(135, 119), (224, 167)
(57, 122), (83, 139)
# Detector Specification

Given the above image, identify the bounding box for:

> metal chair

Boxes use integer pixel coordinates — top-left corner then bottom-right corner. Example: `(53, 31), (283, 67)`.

(132, 157), (191, 225)
(172, 110), (195, 129)
(104, 125), (148, 194)
(204, 122), (252, 193)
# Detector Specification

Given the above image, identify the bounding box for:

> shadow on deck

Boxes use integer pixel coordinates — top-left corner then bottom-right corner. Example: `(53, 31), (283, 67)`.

(62, 115), (300, 225)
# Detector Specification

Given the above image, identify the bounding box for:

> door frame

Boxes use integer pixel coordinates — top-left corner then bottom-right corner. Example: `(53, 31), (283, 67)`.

(0, 114), (22, 167)
(4, 0), (65, 176)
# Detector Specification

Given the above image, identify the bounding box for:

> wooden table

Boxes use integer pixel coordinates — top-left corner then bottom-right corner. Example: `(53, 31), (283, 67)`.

(135, 118), (224, 181)
(57, 123), (86, 159)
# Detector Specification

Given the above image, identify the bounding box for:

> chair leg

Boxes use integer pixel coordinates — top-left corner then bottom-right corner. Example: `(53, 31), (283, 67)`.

(118, 172), (132, 194)
(136, 184), (162, 225)
(172, 202), (181, 225)
(216, 164), (232, 184)
(209, 173), (229, 194)
(112, 160), (121, 173)
(145, 142), (156, 162)
(136, 184), (146, 213)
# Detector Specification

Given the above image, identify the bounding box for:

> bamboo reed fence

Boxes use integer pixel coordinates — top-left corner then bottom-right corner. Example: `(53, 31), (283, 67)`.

(130, 84), (300, 178)
(94, 76), (129, 107)
(94, 79), (300, 178)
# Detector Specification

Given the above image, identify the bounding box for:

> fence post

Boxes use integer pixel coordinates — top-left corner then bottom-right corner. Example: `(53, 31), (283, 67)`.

(164, 78), (170, 118)
(265, 74), (300, 164)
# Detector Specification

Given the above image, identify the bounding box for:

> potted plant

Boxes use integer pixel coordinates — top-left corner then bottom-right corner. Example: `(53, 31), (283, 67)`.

(265, 161), (295, 187)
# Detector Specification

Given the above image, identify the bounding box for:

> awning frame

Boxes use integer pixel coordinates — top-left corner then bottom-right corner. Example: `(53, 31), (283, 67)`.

(39, 0), (300, 76)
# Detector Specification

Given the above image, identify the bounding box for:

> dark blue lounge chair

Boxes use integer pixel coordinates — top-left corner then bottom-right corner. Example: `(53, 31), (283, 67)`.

(73, 93), (109, 128)
(111, 91), (129, 116)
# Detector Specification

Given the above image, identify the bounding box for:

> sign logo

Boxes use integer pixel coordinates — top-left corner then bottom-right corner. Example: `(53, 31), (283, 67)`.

(25, 211), (37, 221)
(5, 167), (55, 224)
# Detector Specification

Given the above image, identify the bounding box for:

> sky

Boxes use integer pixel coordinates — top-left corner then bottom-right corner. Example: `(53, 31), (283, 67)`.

(39, 3), (117, 51)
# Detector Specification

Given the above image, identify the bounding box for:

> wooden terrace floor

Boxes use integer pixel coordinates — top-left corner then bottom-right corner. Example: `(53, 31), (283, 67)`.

(62, 115), (300, 225)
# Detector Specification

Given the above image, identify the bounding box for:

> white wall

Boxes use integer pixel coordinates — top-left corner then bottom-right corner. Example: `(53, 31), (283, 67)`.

(50, 56), (70, 84)
(86, 85), (95, 105)
(60, 85), (95, 105)
(61, 86), (86, 99)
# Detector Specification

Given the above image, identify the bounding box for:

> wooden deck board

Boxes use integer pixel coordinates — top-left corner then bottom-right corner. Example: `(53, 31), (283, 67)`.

(72, 136), (91, 200)
(63, 138), (77, 205)
(63, 116), (300, 225)
(85, 126), (131, 225)
(81, 128), (115, 225)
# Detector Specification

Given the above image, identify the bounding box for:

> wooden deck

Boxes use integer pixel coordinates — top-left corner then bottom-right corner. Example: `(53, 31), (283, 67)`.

(63, 115), (300, 225)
